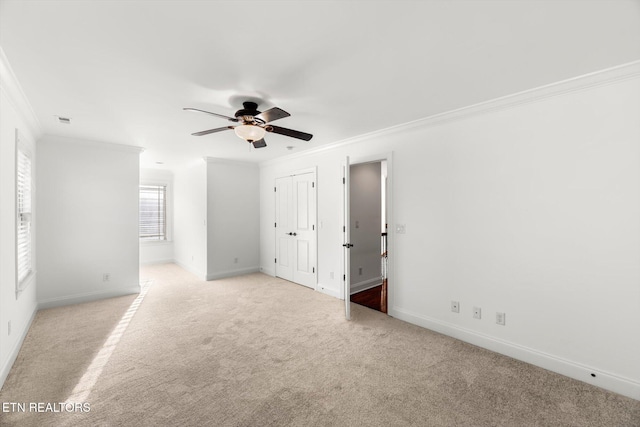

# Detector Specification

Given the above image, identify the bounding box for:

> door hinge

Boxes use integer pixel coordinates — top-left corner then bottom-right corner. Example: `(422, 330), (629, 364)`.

(343, 226), (345, 232)
(274, 222), (277, 228)
(343, 274), (346, 281)
(274, 186), (276, 192)
(312, 182), (315, 188)
(313, 267), (315, 273)
(343, 177), (345, 184)
(275, 258), (277, 263)
(312, 224), (315, 231)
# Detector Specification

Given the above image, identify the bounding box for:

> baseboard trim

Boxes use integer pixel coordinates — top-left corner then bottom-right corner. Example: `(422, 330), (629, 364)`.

(317, 284), (341, 299)
(206, 266), (260, 281)
(38, 287), (141, 310)
(0, 305), (38, 390)
(259, 267), (275, 277)
(391, 306), (640, 400)
(173, 260), (205, 280)
(140, 258), (174, 266)
(350, 277), (382, 295)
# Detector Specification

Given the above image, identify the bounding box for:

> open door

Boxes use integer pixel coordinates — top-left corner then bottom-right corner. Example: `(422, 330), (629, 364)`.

(343, 156), (352, 320)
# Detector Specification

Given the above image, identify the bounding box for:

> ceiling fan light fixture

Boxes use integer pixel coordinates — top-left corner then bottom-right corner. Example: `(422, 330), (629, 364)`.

(234, 124), (266, 142)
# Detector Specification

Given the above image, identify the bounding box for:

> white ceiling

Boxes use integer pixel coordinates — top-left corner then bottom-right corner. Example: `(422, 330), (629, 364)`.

(1, 0), (639, 169)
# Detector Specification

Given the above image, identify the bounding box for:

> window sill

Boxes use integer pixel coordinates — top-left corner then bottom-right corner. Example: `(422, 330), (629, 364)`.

(140, 240), (173, 246)
(16, 270), (36, 299)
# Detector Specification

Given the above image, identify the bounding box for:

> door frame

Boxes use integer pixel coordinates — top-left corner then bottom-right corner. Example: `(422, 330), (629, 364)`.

(275, 166), (318, 290)
(343, 152), (394, 319)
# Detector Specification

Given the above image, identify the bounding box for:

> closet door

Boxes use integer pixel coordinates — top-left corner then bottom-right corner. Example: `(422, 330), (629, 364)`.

(275, 172), (316, 289)
(291, 173), (316, 288)
(275, 176), (294, 282)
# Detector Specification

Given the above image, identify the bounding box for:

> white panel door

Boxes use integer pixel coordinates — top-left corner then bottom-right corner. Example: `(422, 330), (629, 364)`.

(275, 176), (294, 282)
(292, 173), (316, 288)
(343, 157), (351, 320)
(275, 172), (316, 288)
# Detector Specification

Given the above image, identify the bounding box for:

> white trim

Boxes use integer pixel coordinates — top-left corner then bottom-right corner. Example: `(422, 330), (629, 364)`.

(391, 306), (640, 400)
(173, 259), (206, 281)
(43, 134), (144, 153)
(206, 266), (260, 281)
(0, 46), (42, 138)
(349, 152), (392, 166)
(316, 284), (341, 299)
(350, 277), (383, 295)
(204, 157), (259, 167)
(0, 304), (38, 390)
(37, 287), (141, 310)
(139, 258), (174, 266)
(140, 240), (173, 246)
(261, 60), (640, 167)
(259, 266), (275, 277)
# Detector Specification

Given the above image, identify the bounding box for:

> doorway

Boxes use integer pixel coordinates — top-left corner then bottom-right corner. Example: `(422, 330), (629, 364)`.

(348, 160), (388, 313)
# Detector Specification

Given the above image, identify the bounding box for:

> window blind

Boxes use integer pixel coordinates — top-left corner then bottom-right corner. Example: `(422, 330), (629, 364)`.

(17, 148), (33, 286)
(139, 185), (166, 240)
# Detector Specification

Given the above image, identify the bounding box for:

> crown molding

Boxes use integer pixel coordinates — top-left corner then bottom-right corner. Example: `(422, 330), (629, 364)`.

(0, 46), (43, 139)
(41, 134), (144, 154)
(262, 60), (640, 167)
(204, 157), (258, 167)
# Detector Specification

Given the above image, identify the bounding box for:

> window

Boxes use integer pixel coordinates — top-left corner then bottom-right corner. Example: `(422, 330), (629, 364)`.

(139, 184), (167, 241)
(16, 140), (33, 291)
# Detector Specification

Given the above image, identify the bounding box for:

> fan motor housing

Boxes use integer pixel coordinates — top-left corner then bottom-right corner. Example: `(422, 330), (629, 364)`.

(235, 101), (260, 119)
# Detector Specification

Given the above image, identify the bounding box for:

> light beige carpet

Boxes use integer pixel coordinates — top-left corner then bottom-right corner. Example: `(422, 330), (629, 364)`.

(1, 263), (638, 426)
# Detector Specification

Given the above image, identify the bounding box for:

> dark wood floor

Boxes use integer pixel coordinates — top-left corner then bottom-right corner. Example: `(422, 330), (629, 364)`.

(350, 285), (383, 312)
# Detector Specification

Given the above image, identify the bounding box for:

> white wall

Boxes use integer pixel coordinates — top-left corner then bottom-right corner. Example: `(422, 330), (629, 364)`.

(260, 67), (640, 398)
(0, 55), (40, 389)
(206, 158), (260, 280)
(173, 159), (207, 278)
(140, 168), (174, 265)
(36, 135), (141, 308)
(350, 162), (382, 293)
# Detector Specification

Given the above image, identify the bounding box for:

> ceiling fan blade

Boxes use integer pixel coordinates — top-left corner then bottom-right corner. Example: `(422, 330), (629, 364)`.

(255, 107), (290, 123)
(267, 125), (313, 141)
(252, 139), (267, 149)
(191, 126), (234, 136)
(183, 108), (238, 122)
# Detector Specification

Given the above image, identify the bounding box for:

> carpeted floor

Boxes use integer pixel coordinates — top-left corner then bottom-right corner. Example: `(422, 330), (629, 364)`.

(1, 263), (638, 426)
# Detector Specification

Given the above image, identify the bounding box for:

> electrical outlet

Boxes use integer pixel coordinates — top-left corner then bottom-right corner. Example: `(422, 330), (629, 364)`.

(358, 267), (363, 275)
(473, 306), (482, 319)
(103, 273), (110, 282)
(496, 312), (506, 326)
(451, 301), (460, 313)
(8, 321), (11, 336)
